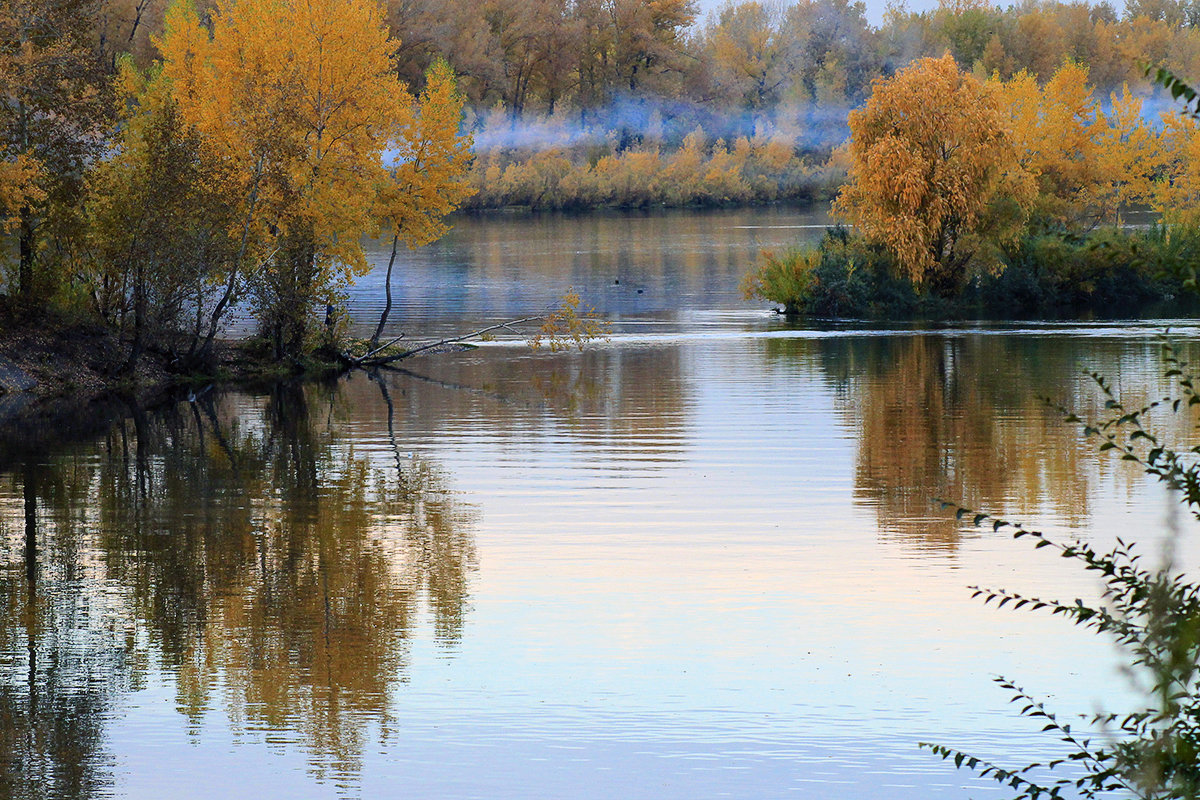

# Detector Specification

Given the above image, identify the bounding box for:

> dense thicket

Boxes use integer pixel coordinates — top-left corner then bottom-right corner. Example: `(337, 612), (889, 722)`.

(0, 0), (473, 368)
(78, 0), (1200, 210)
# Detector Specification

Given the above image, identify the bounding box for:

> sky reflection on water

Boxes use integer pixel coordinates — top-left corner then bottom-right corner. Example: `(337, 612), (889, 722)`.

(3, 209), (1200, 799)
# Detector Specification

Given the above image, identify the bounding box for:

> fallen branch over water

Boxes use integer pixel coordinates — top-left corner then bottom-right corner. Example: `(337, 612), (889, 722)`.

(340, 291), (610, 368)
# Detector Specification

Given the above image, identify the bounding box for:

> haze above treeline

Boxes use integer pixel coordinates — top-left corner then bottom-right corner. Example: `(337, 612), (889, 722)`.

(96, 0), (1200, 153)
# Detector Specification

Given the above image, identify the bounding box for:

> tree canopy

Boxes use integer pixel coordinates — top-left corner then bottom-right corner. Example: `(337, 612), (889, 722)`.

(834, 55), (1035, 294)
(150, 0), (473, 357)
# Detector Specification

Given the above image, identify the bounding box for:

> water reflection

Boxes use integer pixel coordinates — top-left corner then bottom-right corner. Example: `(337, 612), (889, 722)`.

(347, 207), (832, 337)
(767, 333), (1200, 549)
(0, 460), (128, 800)
(338, 344), (693, 467)
(7, 322), (1200, 799)
(0, 381), (478, 792)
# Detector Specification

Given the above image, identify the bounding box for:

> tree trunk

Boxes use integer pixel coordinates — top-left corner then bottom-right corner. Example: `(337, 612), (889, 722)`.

(199, 154), (265, 359)
(370, 234), (400, 347)
(123, 261), (146, 373)
(18, 204), (34, 300)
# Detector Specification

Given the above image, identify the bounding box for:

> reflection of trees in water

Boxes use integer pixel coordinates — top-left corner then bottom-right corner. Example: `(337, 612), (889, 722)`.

(0, 380), (477, 792)
(341, 345), (693, 465)
(772, 334), (1192, 550)
(0, 462), (129, 800)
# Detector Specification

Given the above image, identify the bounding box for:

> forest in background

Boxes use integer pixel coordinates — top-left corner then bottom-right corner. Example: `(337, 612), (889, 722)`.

(10, 0), (1200, 379)
(87, 0), (1200, 209)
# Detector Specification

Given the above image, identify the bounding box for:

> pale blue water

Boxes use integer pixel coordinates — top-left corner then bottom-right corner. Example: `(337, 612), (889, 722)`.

(2, 208), (1197, 800)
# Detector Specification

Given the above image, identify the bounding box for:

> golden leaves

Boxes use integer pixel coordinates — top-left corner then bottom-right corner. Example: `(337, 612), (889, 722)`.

(151, 0), (472, 337)
(0, 154), (44, 227)
(835, 55), (1183, 289)
(527, 290), (610, 352)
(378, 59), (476, 249)
(834, 54), (1027, 286)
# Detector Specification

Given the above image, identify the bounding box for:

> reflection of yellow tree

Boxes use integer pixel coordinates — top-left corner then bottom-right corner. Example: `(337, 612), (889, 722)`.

(59, 382), (479, 783)
(789, 335), (1193, 551)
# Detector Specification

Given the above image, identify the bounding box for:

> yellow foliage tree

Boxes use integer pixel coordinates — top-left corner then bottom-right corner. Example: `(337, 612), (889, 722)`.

(992, 63), (1099, 228)
(1155, 112), (1200, 227)
(86, 58), (243, 367)
(157, 0), (471, 358)
(0, 0), (106, 299)
(371, 59), (476, 345)
(992, 63), (1164, 229)
(834, 54), (1034, 295)
(1092, 86), (1164, 225)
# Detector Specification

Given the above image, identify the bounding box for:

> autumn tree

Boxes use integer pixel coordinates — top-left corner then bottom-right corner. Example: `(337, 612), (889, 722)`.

(784, 0), (880, 104)
(86, 59), (240, 368)
(993, 64), (1101, 229)
(931, 0), (1002, 68)
(0, 0), (108, 301)
(574, 0), (696, 108)
(94, 0), (171, 69)
(479, 0), (576, 115)
(992, 63), (1164, 230)
(1091, 86), (1163, 225)
(834, 55), (1035, 295)
(703, 1), (797, 111)
(158, 0), (471, 360)
(371, 59), (475, 346)
(1155, 111), (1200, 227)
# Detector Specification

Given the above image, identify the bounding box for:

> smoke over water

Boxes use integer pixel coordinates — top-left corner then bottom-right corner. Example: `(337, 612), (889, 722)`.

(463, 81), (1187, 158)
(468, 95), (856, 154)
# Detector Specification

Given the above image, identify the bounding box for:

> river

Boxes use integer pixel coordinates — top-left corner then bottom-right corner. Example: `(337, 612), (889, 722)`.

(2, 207), (1197, 799)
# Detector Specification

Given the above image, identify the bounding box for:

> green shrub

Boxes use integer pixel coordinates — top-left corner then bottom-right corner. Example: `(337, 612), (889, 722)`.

(740, 247), (821, 314)
(808, 228), (919, 318)
(745, 225), (1200, 321)
(968, 229), (1177, 317)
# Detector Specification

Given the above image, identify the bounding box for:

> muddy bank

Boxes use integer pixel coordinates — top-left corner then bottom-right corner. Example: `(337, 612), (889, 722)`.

(0, 308), (175, 460)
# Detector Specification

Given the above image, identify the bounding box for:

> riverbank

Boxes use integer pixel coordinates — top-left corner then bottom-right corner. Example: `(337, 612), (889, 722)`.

(0, 299), (479, 456)
(0, 304), (166, 459)
(0, 302), (334, 455)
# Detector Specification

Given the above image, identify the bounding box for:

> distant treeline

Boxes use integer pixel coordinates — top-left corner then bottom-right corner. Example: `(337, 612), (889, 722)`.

(107, 0), (1200, 122)
(87, 0), (1200, 210)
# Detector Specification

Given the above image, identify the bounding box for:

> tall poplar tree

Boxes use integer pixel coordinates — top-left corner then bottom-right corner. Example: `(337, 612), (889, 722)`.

(158, 0), (471, 359)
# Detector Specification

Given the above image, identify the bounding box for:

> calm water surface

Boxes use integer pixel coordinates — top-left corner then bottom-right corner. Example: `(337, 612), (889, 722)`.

(3, 208), (1199, 799)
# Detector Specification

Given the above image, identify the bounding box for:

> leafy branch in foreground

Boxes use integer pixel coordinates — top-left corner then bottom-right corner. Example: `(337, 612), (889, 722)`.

(340, 290), (610, 367)
(922, 340), (1200, 800)
(1145, 64), (1200, 118)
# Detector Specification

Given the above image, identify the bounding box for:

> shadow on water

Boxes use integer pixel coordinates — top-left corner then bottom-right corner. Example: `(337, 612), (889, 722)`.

(0, 378), (479, 796)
